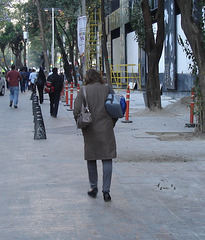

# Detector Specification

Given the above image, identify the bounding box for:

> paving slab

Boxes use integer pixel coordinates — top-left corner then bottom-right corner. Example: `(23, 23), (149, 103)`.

(0, 89), (205, 240)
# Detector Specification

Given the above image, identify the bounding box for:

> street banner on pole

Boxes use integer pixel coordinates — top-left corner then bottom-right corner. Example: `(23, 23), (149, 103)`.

(77, 16), (87, 59)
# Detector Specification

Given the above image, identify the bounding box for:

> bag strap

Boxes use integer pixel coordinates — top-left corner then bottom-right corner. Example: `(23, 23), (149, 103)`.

(82, 86), (89, 108)
(108, 84), (114, 94)
(108, 84), (115, 102)
(47, 75), (54, 84)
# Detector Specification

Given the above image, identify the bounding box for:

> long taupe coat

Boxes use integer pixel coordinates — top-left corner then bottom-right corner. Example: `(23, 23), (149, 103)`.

(73, 82), (117, 160)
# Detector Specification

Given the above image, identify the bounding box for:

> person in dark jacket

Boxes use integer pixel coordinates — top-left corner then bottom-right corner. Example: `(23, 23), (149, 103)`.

(36, 67), (46, 104)
(47, 67), (64, 118)
(73, 69), (117, 202)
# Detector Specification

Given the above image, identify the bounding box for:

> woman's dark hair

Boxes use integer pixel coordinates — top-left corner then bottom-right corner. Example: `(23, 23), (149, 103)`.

(85, 69), (104, 85)
(38, 67), (45, 79)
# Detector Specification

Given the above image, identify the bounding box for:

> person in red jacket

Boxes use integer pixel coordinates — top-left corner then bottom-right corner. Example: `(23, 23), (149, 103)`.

(6, 64), (22, 108)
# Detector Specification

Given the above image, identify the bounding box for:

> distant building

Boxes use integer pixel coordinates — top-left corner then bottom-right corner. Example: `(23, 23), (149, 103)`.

(101, 0), (194, 97)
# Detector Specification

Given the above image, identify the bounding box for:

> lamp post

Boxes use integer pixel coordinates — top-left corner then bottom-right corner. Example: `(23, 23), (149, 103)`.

(23, 31), (28, 67)
(23, 13), (29, 69)
(44, 8), (62, 68)
(82, 0), (86, 78)
(51, 8), (54, 68)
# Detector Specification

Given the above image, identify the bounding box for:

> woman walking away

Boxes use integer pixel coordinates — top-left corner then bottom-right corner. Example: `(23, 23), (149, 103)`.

(36, 67), (46, 104)
(73, 69), (117, 202)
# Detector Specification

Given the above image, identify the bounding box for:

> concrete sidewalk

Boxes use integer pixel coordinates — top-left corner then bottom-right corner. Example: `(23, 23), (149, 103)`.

(0, 89), (205, 240)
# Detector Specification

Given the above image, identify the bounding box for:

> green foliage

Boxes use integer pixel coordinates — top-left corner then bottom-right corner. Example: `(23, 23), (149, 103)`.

(86, 0), (100, 15)
(0, 22), (24, 68)
(0, 29), (9, 51)
(4, 22), (24, 54)
(0, 0), (12, 29)
(12, 0), (81, 67)
(0, 0), (101, 68)
(0, 28), (9, 69)
(130, 0), (145, 50)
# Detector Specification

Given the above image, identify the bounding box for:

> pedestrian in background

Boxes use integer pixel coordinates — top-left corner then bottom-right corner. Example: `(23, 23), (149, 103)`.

(28, 69), (32, 90)
(47, 67), (64, 118)
(23, 67), (30, 90)
(73, 69), (117, 202)
(6, 64), (22, 108)
(29, 69), (37, 94)
(20, 67), (28, 92)
(36, 67), (46, 104)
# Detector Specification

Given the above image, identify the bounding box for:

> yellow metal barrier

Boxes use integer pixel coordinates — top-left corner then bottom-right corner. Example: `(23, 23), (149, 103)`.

(86, 8), (102, 72)
(110, 64), (141, 90)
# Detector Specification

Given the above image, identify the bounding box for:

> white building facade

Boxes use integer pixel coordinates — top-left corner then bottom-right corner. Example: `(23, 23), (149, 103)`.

(104, 0), (194, 96)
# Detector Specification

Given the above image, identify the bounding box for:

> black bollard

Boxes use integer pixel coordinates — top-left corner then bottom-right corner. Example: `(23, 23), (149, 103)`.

(32, 94), (47, 140)
(34, 118), (47, 140)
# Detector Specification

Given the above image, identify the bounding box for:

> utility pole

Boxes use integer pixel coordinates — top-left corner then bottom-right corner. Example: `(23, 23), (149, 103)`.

(82, 0), (86, 78)
(26, 13), (29, 69)
(52, 8), (55, 68)
(82, 0), (85, 16)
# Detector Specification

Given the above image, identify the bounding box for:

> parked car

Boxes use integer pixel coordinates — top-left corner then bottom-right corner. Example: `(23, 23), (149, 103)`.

(0, 76), (5, 96)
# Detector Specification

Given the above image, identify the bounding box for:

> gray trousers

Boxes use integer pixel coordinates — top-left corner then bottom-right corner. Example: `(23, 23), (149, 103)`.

(87, 159), (112, 193)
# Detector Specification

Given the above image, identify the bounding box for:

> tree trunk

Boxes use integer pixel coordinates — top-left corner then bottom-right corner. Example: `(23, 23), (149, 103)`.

(69, 44), (78, 86)
(2, 50), (9, 70)
(198, 65), (205, 132)
(15, 52), (22, 69)
(35, 0), (50, 75)
(141, 0), (164, 109)
(54, 19), (72, 83)
(69, 27), (77, 86)
(146, 50), (162, 109)
(23, 40), (27, 67)
(176, 0), (205, 132)
(101, 0), (111, 85)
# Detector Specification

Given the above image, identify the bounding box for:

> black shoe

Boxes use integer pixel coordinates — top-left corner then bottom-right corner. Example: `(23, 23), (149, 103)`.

(14, 105), (17, 109)
(87, 188), (98, 198)
(9, 101), (13, 107)
(103, 192), (111, 202)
